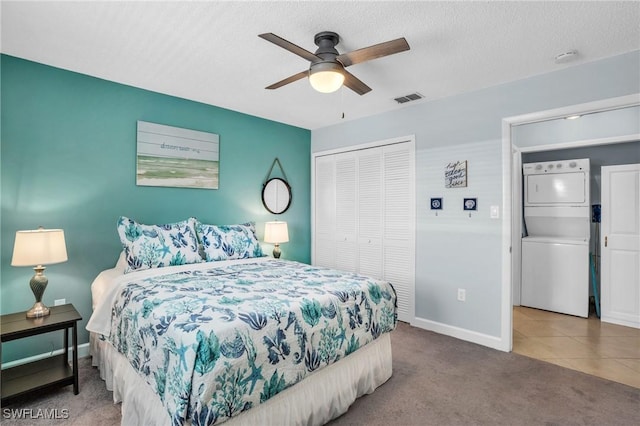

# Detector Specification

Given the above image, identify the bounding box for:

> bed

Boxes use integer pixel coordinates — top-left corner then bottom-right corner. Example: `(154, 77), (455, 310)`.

(86, 217), (397, 426)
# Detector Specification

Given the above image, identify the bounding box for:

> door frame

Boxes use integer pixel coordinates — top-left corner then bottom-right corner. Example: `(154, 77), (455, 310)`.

(500, 93), (640, 351)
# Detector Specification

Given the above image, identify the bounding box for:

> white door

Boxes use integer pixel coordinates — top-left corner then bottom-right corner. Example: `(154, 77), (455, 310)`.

(357, 147), (383, 278)
(314, 155), (336, 268)
(601, 163), (640, 329)
(382, 142), (415, 323)
(312, 137), (416, 323)
(334, 151), (358, 273)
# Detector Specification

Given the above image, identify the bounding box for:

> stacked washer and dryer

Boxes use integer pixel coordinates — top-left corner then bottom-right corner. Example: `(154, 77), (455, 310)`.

(521, 158), (591, 318)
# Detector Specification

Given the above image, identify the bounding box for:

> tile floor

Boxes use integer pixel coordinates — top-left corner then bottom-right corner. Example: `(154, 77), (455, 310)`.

(512, 306), (640, 388)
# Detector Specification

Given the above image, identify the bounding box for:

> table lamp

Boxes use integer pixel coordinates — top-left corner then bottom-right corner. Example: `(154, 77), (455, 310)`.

(264, 221), (289, 259)
(11, 227), (68, 318)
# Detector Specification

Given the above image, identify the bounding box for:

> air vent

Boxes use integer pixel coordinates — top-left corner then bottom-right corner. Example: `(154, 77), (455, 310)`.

(394, 92), (423, 104)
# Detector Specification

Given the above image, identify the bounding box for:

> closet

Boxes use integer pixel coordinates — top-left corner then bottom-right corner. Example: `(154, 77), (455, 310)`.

(312, 137), (415, 323)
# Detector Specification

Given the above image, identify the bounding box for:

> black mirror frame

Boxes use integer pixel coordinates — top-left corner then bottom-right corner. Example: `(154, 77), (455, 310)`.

(262, 177), (292, 214)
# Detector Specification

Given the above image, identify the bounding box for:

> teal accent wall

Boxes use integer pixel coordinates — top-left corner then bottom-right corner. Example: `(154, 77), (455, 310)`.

(0, 55), (311, 362)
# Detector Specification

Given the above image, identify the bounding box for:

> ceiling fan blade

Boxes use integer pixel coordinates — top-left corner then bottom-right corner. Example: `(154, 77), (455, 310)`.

(259, 33), (321, 63)
(337, 37), (410, 67)
(342, 70), (372, 95)
(265, 70), (308, 90)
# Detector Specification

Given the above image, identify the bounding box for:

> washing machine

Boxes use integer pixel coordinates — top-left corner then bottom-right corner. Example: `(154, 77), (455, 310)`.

(521, 158), (590, 317)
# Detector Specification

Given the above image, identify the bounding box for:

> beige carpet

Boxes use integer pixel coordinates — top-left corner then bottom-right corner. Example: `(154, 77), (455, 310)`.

(2, 322), (639, 425)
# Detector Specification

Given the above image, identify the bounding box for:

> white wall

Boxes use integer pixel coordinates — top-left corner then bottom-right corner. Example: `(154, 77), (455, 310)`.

(417, 140), (503, 332)
(311, 50), (640, 347)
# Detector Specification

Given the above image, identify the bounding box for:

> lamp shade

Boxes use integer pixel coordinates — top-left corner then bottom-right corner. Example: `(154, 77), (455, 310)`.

(309, 62), (345, 93)
(11, 228), (68, 266)
(264, 221), (289, 244)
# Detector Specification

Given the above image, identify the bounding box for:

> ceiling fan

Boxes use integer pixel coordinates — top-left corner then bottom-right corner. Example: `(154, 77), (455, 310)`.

(259, 31), (410, 95)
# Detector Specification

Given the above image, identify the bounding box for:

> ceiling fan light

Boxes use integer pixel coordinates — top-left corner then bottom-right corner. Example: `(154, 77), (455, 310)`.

(309, 62), (345, 93)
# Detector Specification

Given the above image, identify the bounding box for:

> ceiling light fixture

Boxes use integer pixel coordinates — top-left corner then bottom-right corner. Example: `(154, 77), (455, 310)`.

(309, 61), (345, 93)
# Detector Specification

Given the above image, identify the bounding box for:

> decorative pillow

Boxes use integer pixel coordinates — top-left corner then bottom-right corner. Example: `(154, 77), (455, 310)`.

(195, 221), (264, 262)
(117, 216), (202, 273)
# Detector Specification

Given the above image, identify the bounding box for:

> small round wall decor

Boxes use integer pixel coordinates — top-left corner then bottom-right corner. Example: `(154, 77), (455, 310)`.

(463, 198), (477, 211)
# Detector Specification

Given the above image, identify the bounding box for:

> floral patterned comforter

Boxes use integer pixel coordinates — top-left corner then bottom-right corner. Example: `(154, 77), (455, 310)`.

(108, 259), (397, 425)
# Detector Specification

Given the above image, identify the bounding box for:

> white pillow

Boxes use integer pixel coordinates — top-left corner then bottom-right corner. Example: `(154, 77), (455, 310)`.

(115, 251), (127, 271)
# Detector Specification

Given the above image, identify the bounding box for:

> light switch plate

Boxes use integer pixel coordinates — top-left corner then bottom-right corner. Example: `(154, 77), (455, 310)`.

(490, 205), (500, 219)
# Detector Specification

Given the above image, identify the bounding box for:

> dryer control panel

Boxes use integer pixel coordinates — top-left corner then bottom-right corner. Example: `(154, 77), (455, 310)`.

(523, 158), (590, 175)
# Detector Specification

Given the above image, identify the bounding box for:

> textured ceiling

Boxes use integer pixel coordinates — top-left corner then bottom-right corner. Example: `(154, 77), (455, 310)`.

(2, 1), (639, 130)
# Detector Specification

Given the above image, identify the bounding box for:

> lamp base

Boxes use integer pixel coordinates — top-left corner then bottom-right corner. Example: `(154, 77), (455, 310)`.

(273, 244), (281, 259)
(27, 266), (50, 318)
(27, 302), (50, 318)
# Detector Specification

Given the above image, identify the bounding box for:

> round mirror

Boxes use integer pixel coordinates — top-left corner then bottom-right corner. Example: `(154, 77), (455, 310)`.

(262, 178), (292, 214)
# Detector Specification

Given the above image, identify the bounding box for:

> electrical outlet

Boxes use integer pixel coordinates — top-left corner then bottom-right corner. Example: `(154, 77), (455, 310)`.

(54, 298), (66, 306)
(457, 289), (466, 302)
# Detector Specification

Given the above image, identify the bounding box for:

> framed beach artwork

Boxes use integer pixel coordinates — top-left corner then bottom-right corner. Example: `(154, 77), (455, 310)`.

(136, 121), (219, 189)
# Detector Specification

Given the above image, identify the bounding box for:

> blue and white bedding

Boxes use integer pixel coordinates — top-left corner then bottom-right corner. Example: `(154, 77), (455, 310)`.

(87, 258), (396, 426)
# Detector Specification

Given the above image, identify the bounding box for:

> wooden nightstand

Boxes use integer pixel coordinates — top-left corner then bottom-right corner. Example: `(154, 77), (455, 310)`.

(0, 304), (82, 405)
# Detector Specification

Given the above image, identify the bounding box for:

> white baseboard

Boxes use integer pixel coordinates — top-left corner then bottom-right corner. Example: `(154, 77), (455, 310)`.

(1, 343), (90, 369)
(601, 315), (640, 330)
(411, 317), (509, 352)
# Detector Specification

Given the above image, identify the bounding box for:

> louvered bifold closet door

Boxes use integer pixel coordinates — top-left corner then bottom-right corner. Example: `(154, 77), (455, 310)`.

(383, 142), (415, 323)
(358, 148), (383, 278)
(334, 151), (358, 273)
(313, 138), (415, 323)
(314, 155), (336, 268)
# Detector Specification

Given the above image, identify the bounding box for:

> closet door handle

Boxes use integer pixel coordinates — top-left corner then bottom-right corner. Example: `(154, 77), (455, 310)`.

(604, 236), (608, 247)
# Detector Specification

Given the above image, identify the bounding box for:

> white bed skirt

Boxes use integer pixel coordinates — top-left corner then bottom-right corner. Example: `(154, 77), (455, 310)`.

(90, 332), (393, 426)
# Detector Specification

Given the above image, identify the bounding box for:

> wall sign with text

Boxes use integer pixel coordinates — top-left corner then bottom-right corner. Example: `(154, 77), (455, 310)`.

(445, 160), (467, 188)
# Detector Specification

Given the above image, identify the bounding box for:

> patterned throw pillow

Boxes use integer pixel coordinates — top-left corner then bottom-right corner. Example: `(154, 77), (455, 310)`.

(195, 221), (264, 261)
(117, 216), (202, 273)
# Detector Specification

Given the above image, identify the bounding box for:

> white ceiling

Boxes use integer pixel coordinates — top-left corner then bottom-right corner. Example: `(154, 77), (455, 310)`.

(2, 1), (639, 130)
